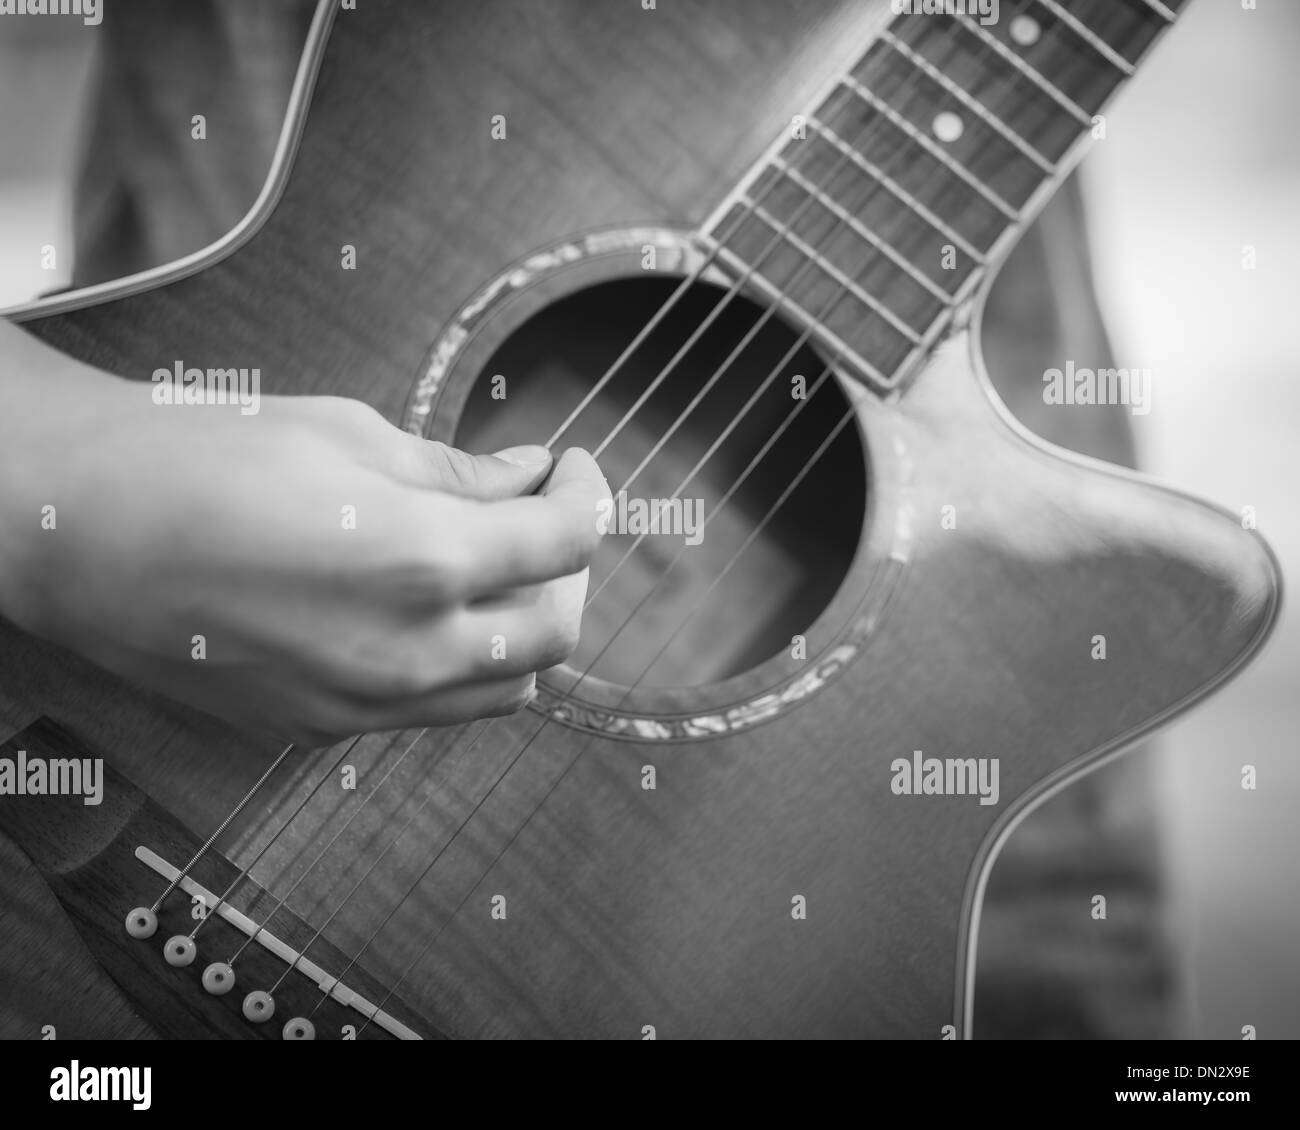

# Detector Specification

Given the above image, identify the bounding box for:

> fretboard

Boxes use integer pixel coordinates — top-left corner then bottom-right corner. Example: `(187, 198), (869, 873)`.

(701, 0), (1187, 390)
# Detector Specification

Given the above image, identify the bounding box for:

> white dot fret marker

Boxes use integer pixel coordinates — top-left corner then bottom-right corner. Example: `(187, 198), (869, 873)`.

(932, 111), (964, 143)
(1010, 15), (1041, 47)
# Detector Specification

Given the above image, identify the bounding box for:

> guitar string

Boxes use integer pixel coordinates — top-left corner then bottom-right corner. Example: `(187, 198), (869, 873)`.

(290, 11), (1019, 952)
(278, 13), (993, 968)
(253, 730), (421, 895)
(587, 324), (837, 609)
(223, 720), (487, 966)
(170, 4), (1128, 1029)
(141, 11), (982, 993)
(200, 11), (988, 997)
(144, 743), (294, 915)
(196, 36), (947, 968)
(538, 53), (855, 453)
(317, 361), (844, 1025)
(280, 277), (854, 1003)
(230, 28), (988, 989)
(357, 365), (862, 1035)
(354, 10), (1152, 1034)
(586, 9), (1017, 603)
(185, 733), (362, 941)
(542, 0), (994, 449)
(131, 73), (861, 922)
(367, 13), (1116, 1037)
(554, 100), (909, 461)
(545, 8), (1007, 459)
(345, 16), (1052, 1027)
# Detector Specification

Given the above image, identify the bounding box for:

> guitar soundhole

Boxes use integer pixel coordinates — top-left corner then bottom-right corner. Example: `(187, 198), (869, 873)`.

(455, 275), (867, 690)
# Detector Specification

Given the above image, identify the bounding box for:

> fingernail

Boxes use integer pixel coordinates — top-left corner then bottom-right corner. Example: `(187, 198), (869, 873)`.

(493, 444), (551, 468)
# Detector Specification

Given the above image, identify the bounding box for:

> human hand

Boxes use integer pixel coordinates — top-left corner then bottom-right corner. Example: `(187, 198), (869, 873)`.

(0, 375), (609, 747)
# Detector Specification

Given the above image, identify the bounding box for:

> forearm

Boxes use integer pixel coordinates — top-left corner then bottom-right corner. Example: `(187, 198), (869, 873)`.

(0, 320), (130, 627)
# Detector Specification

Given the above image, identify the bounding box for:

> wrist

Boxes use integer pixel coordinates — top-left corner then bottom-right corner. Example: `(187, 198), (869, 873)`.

(0, 323), (133, 632)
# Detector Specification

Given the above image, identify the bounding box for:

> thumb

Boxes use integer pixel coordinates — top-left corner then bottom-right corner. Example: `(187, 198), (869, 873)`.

(391, 438), (554, 499)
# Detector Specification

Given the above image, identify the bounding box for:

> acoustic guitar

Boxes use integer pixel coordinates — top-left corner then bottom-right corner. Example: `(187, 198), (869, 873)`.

(0, 0), (1280, 1039)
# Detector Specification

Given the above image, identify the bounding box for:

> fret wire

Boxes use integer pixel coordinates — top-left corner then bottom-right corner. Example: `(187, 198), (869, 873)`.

(954, 16), (1098, 121)
(1135, 0), (1176, 21)
(703, 16), (996, 384)
(1034, 0), (1137, 75)
(731, 187), (996, 394)
(808, 116), (988, 264)
(770, 156), (955, 303)
(595, 89), (924, 453)
(840, 77), (1021, 221)
(879, 30), (1056, 174)
(740, 199), (924, 345)
(617, 155), (936, 494)
(706, 238), (890, 386)
(774, 0), (1140, 390)
(616, 233), (862, 497)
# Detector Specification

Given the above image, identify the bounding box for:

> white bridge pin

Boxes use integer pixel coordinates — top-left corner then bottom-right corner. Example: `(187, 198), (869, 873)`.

(243, 990), (275, 1022)
(125, 907), (157, 939)
(202, 961), (236, 995)
(283, 1018), (315, 1040)
(163, 935), (197, 967)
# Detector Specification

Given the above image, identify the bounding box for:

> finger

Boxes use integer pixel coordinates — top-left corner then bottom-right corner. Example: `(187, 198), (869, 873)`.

(388, 438), (554, 499)
(453, 572), (588, 679)
(457, 447), (611, 594)
(303, 396), (555, 500)
(357, 672), (538, 732)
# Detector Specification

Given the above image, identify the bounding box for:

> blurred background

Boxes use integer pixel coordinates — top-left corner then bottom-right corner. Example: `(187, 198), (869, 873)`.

(0, 0), (1295, 1038)
(1083, 0), (1300, 1039)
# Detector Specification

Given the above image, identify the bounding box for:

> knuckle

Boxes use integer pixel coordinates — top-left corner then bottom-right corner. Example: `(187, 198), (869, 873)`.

(425, 442), (479, 493)
(430, 553), (473, 603)
(371, 662), (434, 701)
(541, 613), (582, 667)
(356, 644), (455, 702)
(408, 532), (473, 604)
(311, 395), (386, 431)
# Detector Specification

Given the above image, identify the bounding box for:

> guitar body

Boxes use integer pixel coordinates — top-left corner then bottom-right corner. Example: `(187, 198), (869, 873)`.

(0, 0), (1279, 1038)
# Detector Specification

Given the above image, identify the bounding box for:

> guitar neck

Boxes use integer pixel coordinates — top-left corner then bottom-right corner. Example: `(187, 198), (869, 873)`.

(700, 0), (1187, 390)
